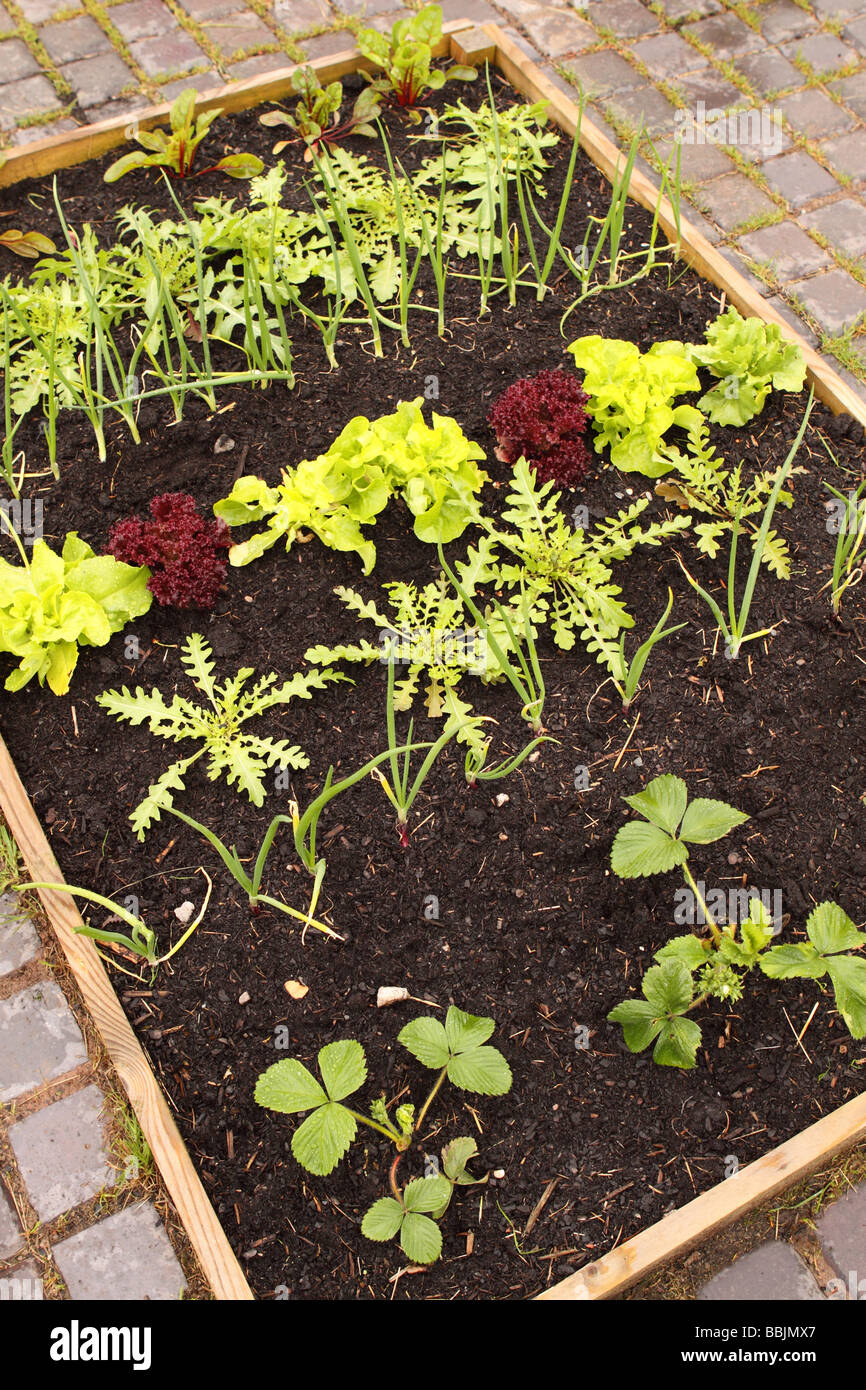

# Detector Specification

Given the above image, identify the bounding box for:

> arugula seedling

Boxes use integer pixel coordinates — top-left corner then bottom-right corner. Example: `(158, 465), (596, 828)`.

(95, 632), (346, 839)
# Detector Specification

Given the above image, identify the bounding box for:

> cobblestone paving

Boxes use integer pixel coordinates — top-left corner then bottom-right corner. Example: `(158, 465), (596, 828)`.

(0, 894), (188, 1299)
(1, 0), (865, 397)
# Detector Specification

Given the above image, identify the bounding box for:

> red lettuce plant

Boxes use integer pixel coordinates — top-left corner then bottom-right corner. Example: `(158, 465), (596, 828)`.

(487, 369), (590, 487)
(107, 493), (231, 610)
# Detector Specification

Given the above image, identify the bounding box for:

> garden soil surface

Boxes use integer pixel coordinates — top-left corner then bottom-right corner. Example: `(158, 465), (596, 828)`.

(1, 72), (865, 1301)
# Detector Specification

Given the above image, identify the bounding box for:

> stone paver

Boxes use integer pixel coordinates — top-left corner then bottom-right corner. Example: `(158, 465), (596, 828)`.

(758, 0), (820, 45)
(732, 48), (802, 95)
(739, 220), (833, 280)
(58, 53), (136, 108)
(673, 71), (743, 111)
(560, 49), (642, 99)
(694, 171), (779, 233)
(655, 0), (720, 22)
(200, 10), (275, 56)
(53, 1202), (186, 1300)
(780, 32), (861, 74)
(779, 87), (856, 137)
(299, 28), (355, 59)
(586, 0), (659, 40)
(831, 71), (866, 118)
(763, 149), (840, 208)
(656, 134), (736, 182)
(110, 0), (180, 43)
(40, 15), (113, 63)
(684, 12), (764, 60)
(0, 37), (40, 81)
(176, 0), (238, 18)
(789, 268), (866, 336)
(815, 1183), (866, 1286)
(0, 1183), (23, 1259)
(0, 894), (40, 976)
(698, 1241), (826, 1300)
(846, 16), (866, 53)
(0, 979), (87, 1102)
(0, 74), (62, 124)
(9, 1085), (116, 1222)
(512, 7), (596, 58)
(801, 197), (866, 257)
(128, 30), (207, 76)
(821, 130), (866, 183)
(631, 30), (708, 78)
(605, 80), (678, 135)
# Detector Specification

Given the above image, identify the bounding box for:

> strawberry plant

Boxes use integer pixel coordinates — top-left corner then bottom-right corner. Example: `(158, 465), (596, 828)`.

(255, 1006), (511, 1264)
(608, 774), (866, 1066)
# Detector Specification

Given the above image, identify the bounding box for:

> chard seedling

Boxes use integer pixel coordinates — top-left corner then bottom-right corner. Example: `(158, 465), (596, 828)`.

(822, 467), (866, 618)
(0, 225), (56, 260)
(356, 5), (477, 121)
(104, 89), (264, 182)
(256, 1006), (511, 1264)
(607, 774), (866, 1065)
(259, 69), (382, 160)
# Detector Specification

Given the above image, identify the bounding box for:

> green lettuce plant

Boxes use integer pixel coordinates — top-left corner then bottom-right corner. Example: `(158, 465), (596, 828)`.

(0, 524), (152, 696)
(104, 89), (264, 182)
(566, 335), (701, 476)
(255, 1006), (511, 1264)
(686, 305), (806, 427)
(259, 68), (381, 160)
(607, 774), (866, 1065)
(214, 400), (488, 573)
(357, 4), (477, 121)
(95, 632), (346, 840)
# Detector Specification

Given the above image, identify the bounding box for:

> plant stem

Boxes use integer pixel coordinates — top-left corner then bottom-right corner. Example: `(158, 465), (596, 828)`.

(414, 1066), (447, 1135)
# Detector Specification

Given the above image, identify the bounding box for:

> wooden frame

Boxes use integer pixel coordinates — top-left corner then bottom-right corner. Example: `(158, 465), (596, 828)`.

(0, 19), (864, 1302)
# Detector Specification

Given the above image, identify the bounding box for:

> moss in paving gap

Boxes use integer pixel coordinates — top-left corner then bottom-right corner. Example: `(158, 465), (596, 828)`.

(822, 315), (866, 381)
(720, 144), (786, 206)
(741, 251), (785, 292)
(726, 0), (763, 32)
(151, 0), (237, 76)
(15, 102), (78, 127)
(730, 207), (786, 234)
(78, 0), (161, 97)
(805, 225), (866, 291)
(2, 0), (75, 100)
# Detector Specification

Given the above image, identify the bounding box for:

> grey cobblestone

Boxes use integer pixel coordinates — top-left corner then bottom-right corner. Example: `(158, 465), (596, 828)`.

(829, 71), (866, 118)
(585, 0), (659, 40)
(738, 219), (833, 280)
(732, 49), (803, 95)
(654, 0), (720, 22)
(299, 28), (355, 58)
(40, 15), (114, 62)
(683, 12), (764, 60)
(127, 30), (207, 76)
(0, 1182), (23, 1259)
(758, 0), (820, 45)
(558, 49), (643, 99)
(779, 33), (862, 74)
(631, 31), (709, 79)
(57, 53), (137, 108)
(654, 134), (737, 182)
(604, 79), (678, 135)
(845, 16), (866, 54)
(0, 1261), (43, 1298)
(698, 1241), (826, 1300)
(0, 895), (40, 976)
(820, 129), (866, 183)
(779, 86), (856, 136)
(801, 197), (866, 256)
(518, 8), (596, 59)
(109, 0), (180, 43)
(766, 293), (820, 347)
(694, 170), (778, 232)
(0, 980), (87, 1102)
(816, 1183), (866, 1287)
(200, 10), (275, 56)
(762, 149), (840, 208)
(0, 37), (40, 81)
(673, 69), (750, 111)
(8, 1085), (116, 1221)
(788, 267), (866, 336)
(53, 1201), (186, 1299)
(228, 52), (290, 79)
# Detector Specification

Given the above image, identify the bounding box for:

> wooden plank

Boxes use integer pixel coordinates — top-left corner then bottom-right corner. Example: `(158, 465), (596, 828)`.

(0, 20), (475, 189)
(0, 730), (254, 1301)
(467, 24), (866, 429)
(538, 1089), (866, 1299)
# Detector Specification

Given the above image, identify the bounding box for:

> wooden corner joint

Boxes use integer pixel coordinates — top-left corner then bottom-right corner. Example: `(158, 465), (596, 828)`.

(450, 27), (497, 66)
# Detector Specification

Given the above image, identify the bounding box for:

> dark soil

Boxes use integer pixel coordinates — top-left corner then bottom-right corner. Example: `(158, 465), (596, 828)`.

(1, 71), (865, 1302)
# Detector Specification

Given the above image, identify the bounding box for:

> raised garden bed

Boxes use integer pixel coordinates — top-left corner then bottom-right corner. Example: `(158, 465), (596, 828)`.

(1, 21), (864, 1302)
